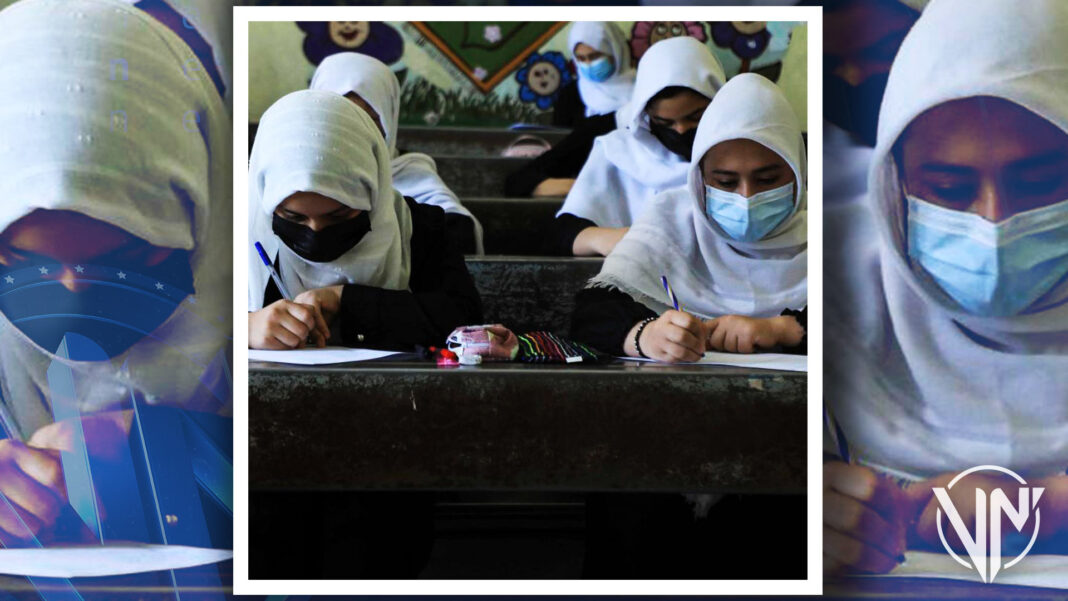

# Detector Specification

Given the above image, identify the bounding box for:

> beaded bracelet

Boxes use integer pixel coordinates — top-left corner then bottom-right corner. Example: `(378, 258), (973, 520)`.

(633, 316), (657, 359)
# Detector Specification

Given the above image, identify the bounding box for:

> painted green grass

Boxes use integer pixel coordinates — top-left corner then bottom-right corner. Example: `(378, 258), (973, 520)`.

(399, 77), (552, 128)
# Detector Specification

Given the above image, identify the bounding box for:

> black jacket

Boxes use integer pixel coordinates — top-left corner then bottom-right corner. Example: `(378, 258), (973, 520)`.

(264, 198), (483, 350)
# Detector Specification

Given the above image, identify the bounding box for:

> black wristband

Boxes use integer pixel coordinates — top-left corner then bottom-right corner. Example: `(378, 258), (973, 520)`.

(633, 316), (656, 359)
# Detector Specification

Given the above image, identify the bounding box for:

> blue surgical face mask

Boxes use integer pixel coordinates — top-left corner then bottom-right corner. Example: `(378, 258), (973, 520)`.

(906, 194), (1068, 317)
(577, 56), (614, 83)
(704, 181), (795, 242)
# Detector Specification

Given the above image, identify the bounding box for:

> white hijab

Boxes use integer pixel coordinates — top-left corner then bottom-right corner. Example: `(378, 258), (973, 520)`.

(0, 0), (232, 438)
(590, 73), (806, 319)
(248, 90), (413, 311)
(825, 0), (1068, 480)
(115, 0), (233, 110)
(559, 36), (725, 228)
(310, 52), (483, 254)
(567, 21), (636, 118)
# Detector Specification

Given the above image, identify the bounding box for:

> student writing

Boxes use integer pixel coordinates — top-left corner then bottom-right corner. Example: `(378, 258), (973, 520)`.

(823, 0), (1068, 575)
(247, 90), (482, 351)
(548, 37), (726, 257)
(572, 73), (807, 361)
(505, 22), (635, 199)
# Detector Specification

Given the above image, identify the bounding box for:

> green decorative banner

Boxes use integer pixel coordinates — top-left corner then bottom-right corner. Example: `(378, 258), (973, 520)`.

(411, 21), (567, 93)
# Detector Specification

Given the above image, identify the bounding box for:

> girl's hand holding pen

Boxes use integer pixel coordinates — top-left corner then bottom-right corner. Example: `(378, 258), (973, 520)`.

(823, 461), (909, 576)
(294, 285), (343, 328)
(248, 299), (329, 350)
(0, 438), (66, 542)
(627, 309), (705, 363)
(0, 411), (144, 544)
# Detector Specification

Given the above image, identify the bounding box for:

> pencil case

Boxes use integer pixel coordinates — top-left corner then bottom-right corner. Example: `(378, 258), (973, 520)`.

(446, 324), (520, 364)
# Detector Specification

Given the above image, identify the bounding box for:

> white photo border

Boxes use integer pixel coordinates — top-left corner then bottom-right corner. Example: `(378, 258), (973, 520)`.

(233, 5), (824, 595)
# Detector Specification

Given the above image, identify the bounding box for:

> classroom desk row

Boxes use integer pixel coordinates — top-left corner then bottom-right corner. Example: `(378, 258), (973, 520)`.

(464, 196), (563, 255)
(250, 124), (561, 198)
(396, 125), (570, 157)
(432, 155), (530, 197)
(248, 357), (806, 493)
(466, 255), (600, 334)
(248, 123), (571, 158)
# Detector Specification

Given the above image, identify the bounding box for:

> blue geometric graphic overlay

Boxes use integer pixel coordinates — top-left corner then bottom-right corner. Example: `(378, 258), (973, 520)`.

(0, 252), (193, 358)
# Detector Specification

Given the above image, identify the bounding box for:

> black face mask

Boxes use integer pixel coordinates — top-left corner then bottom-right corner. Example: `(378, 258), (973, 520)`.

(272, 211), (372, 263)
(0, 248), (194, 358)
(649, 122), (698, 161)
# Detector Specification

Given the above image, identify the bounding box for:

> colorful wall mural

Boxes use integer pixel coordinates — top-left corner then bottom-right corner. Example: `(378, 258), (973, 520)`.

(248, 20), (808, 128)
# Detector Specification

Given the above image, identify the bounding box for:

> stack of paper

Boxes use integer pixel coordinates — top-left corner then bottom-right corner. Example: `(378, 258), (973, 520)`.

(249, 346), (401, 365)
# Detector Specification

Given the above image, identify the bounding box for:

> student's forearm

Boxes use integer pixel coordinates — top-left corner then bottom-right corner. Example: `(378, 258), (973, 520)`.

(532, 178), (576, 197)
(546, 214), (596, 256)
(572, 226), (623, 256)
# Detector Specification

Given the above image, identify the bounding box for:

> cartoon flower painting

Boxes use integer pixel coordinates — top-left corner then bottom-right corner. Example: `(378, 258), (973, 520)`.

(515, 51), (572, 110)
(297, 21), (405, 66)
(629, 22), (708, 64)
(711, 21), (771, 73)
(483, 24), (502, 44)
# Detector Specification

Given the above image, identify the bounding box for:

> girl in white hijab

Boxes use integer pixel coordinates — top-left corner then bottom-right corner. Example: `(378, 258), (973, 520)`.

(568, 21), (636, 119)
(577, 76), (807, 581)
(310, 52), (483, 255)
(823, 0), (1068, 576)
(248, 90), (481, 351)
(550, 36), (726, 256)
(0, 0), (231, 563)
(572, 73), (806, 361)
(504, 22), (637, 199)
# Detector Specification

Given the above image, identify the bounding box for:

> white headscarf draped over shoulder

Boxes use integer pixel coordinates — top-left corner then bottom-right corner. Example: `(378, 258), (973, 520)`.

(0, 0), (232, 437)
(825, 0), (1068, 480)
(590, 73), (806, 319)
(248, 90), (413, 311)
(115, 0), (233, 109)
(559, 36), (726, 228)
(310, 53), (483, 254)
(566, 21), (635, 117)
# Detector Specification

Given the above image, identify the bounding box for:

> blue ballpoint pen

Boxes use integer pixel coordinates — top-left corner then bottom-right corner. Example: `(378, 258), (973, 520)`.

(661, 275), (680, 311)
(255, 241), (293, 300)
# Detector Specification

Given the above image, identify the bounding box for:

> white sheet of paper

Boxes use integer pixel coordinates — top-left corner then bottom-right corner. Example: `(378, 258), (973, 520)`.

(868, 551), (1068, 590)
(622, 351), (807, 372)
(0, 544), (233, 578)
(249, 346), (401, 365)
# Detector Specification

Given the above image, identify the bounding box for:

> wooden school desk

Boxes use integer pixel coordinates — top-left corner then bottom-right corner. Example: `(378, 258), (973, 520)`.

(248, 358), (806, 493)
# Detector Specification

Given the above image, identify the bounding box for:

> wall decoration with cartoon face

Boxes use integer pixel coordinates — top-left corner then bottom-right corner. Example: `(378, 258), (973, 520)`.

(629, 22), (708, 65)
(330, 21), (370, 49)
(711, 21), (771, 73)
(298, 21), (404, 66)
(516, 51), (573, 110)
